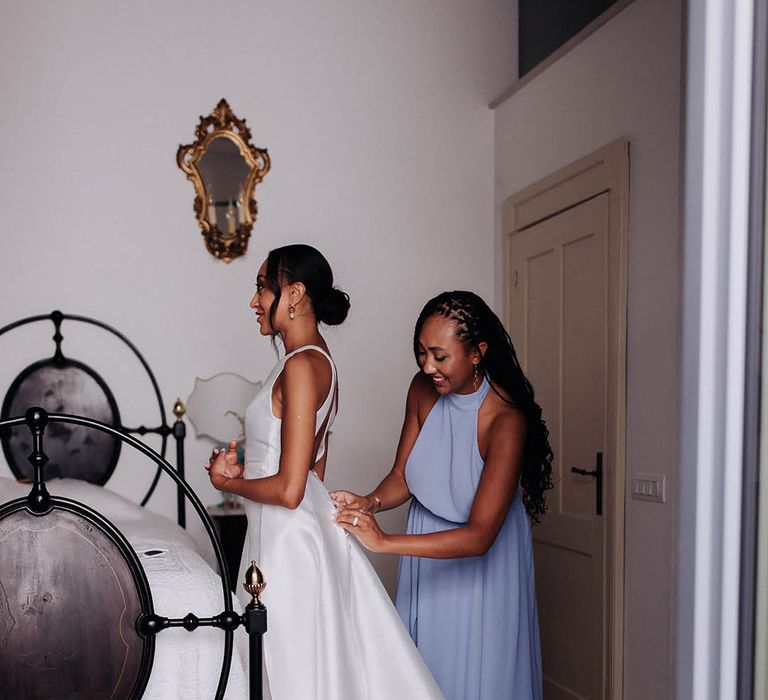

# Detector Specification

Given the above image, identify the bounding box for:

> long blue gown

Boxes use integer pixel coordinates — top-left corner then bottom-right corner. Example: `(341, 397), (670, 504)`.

(395, 377), (543, 700)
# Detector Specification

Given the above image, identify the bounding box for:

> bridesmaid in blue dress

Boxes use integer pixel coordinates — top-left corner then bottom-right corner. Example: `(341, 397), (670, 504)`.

(333, 291), (553, 700)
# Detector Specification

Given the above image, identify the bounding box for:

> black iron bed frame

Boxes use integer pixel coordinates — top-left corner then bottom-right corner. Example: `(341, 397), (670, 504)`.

(0, 408), (266, 698)
(0, 312), (267, 699)
(0, 310), (188, 527)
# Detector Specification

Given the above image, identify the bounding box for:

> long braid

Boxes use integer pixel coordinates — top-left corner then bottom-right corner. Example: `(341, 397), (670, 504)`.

(413, 291), (554, 524)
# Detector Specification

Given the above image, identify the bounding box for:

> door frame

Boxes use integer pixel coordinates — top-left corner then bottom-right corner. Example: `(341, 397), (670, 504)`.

(502, 138), (629, 700)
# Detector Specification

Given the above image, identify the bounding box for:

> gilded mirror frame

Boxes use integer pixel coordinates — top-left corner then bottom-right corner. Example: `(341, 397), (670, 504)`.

(177, 99), (270, 263)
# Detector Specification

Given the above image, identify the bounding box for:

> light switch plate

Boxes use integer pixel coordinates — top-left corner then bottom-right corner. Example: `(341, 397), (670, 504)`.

(631, 472), (666, 503)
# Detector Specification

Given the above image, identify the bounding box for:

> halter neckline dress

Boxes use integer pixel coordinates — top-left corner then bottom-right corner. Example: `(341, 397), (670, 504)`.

(236, 345), (443, 699)
(396, 376), (543, 700)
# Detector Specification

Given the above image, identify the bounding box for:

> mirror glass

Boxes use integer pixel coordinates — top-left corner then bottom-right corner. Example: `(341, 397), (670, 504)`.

(198, 137), (250, 239)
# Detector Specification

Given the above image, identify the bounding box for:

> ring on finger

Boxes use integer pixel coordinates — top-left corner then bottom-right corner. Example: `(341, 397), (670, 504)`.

(352, 515), (360, 527)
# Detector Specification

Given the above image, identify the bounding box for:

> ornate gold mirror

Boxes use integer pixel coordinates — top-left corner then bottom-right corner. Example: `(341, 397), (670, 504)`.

(177, 99), (270, 263)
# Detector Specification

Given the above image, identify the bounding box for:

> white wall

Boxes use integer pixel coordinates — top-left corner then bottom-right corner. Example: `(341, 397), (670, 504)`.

(0, 1), (517, 593)
(493, 1), (682, 698)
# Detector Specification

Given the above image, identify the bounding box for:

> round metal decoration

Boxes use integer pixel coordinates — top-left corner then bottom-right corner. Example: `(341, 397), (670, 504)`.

(0, 498), (153, 699)
(0, 358), (121, 483)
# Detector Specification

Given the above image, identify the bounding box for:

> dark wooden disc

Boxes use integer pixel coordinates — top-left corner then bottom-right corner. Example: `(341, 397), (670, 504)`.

(1, 358), (121, 483)
(0, 501), (153, 699)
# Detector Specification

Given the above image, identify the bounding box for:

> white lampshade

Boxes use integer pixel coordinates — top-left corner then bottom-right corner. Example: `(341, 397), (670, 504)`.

(185, 372), (262, 443)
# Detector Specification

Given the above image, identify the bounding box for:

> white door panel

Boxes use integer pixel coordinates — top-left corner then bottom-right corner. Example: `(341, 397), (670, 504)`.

(509, 193), (609, 700)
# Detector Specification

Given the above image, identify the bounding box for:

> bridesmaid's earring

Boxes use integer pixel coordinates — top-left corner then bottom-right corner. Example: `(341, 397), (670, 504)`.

(473, 364), (479, 390)
(289, 305), (296, 320)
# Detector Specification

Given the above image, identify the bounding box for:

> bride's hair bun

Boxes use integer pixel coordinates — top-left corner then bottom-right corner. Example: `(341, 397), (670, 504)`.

(315, 287), (350, 326)
(264, 243), (350, 327)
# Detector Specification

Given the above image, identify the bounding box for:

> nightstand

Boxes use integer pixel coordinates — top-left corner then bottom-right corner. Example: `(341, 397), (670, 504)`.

(206, 504), (247, 591)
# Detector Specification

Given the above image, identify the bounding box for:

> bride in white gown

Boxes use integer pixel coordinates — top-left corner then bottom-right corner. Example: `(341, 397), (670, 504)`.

(206, 244), (443, 699)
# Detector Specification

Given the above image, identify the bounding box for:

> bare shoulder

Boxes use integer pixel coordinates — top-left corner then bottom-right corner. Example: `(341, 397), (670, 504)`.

(283, 350), (316, 377)
(280, 353), (317, 393)
(494, 402), (527, 434)
(286, 347), (333, 374)
(282, 350), (332, 401)
(485, 387), (527, 442)
(408, 371), (439, 405)
(407, 372), (439, 425)
(408, 371), (434, 397)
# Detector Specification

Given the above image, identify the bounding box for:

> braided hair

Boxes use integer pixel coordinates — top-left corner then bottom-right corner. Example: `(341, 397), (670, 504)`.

(413, 291), (554, 524)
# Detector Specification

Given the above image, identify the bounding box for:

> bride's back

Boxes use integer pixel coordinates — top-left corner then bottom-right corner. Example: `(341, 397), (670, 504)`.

(243, 345), (337, 480)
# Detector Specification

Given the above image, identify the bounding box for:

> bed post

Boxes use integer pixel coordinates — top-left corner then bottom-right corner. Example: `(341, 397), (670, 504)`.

(243, 561), (268, 700)
(25, 407), (51, 513)
(173, 399), (187, 528)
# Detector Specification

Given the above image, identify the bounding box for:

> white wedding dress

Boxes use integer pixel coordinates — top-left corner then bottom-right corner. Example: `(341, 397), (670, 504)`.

(236, 345), (444, 699)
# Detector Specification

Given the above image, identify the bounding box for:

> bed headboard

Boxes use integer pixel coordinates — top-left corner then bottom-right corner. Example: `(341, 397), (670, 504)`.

(0, 492), (155, 698)
(0, 407), (265, 700)
(2, 356), (122, 483)
(0, 310), (187, 526)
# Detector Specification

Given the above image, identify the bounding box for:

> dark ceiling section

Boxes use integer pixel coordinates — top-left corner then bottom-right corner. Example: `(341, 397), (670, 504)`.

(519, 0), (621, 76)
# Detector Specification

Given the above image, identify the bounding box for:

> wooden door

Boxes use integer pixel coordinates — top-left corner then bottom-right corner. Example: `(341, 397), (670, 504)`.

(504, 140), (628, 700)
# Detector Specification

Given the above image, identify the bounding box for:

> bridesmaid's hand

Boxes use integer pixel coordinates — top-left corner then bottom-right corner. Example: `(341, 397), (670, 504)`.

(329, 490), (375, 512)
(335, 508), (386, 552)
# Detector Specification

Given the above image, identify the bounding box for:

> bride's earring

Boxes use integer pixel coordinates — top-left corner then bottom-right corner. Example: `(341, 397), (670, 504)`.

(473, 363), (479, 390)
(289, 305), (296, 320)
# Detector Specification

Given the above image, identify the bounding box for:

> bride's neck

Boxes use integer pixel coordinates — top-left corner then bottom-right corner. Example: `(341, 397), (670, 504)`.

(280, 319), (323, 353)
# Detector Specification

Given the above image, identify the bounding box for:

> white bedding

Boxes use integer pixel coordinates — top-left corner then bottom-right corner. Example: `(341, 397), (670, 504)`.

(0, 476), (249, 699)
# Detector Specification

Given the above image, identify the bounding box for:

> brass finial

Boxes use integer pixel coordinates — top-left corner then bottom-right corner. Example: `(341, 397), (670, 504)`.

(243, 560), (266, 605)
(173, 398), (186, 420)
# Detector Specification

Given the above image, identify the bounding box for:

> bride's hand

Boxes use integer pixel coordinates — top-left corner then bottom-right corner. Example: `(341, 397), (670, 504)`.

(329, 490), (374, 512)
(205, 440), (243, 489)
(334, 508), (386, 552)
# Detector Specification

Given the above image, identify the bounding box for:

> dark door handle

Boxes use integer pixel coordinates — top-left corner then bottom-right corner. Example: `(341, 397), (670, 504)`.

(570, 451), (603, 516)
